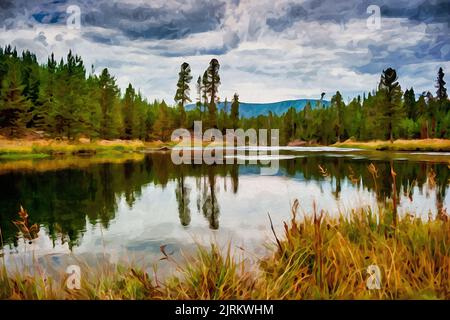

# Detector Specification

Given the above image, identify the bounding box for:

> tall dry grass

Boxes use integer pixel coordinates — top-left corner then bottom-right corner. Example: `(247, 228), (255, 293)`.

(334, 138), (450, 151)
(1, 200), (448, 300)
(0, 138), (145, 159)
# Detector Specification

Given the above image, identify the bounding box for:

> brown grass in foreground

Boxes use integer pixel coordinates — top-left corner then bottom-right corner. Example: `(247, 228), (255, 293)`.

(1, 201), (449, 300)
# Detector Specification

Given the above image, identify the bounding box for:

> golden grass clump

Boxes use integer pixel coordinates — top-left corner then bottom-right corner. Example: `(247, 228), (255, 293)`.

(334, 138), (450, 152)
(256, 201), (449, 299)
(0, 138), (146, 160)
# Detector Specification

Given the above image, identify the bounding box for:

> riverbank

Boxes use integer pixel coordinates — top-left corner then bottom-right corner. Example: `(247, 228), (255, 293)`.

(0, 138), (231, 160)
(0, 138), (168, 160)
(1, 203), (448, 300)
(333, 138), (450, 152)
(2, 137), (450, 161)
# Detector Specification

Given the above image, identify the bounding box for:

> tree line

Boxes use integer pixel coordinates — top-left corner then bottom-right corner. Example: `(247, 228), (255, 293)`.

(0, 46), (239, 141)
(0, 45), (449, 144)
(240, 67), (449, 145)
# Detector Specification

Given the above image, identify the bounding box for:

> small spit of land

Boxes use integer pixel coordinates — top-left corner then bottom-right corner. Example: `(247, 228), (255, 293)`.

(334, 138), (450, 152)
(0, 138), (165, 160)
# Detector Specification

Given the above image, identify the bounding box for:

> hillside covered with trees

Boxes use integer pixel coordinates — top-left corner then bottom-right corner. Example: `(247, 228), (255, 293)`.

(0, 45), (449, 145)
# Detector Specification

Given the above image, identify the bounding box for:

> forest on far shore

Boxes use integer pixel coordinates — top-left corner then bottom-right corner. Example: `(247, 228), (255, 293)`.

(0, 45), (449, 145)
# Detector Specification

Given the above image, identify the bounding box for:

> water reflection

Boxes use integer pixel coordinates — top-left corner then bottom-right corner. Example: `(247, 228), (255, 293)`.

(0, 152), (448, 254)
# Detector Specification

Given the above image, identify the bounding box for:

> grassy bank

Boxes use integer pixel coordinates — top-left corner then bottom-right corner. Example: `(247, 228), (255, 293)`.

(334, 139), (450, 152)
(0, 138), (236, 160)
(4, 138), (450, 159)
(1, 202), (449, 300)
(0, 138), (152, 160)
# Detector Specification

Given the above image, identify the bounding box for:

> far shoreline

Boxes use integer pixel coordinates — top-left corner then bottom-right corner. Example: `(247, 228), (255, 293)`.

(1, 137), (450, 160)
(333, 138), (450, 152)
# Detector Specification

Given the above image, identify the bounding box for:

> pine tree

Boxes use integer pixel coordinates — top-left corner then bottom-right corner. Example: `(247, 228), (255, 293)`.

(230, 93), (239, 130)
(221, 97), (229, 131)
(122, 83), (136, 139)
(205, 59), (220, 128)
(344, 97), (362, 139)
(51, 51), (90, 139)
(35, 53), (57, 133)
(97, 68), (121, 139)
(133, 92), (149, 140)
(416, 94), (429, 138)
(21, 51), (40, 106)
(153, 100), (173, 141)
(201, 70), (208, 121)
(174, 62), (192, 128)
(283, 107), (297, 143)
(435, 68), (448, 137)
(404, 88), (416, 120)
(0, 61), (31, 136)
(84, 74), (102, 138)
(436, 67), (448, 102)
(195, 75), (202, 118)
(331, 91), (344, 142)
(378, 68), (404, 142)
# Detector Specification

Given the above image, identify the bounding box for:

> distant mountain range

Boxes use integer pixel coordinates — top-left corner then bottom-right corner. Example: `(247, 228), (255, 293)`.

(185, 99), (330, 118)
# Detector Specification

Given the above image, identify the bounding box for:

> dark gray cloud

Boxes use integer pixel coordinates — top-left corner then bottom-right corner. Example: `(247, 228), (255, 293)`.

(0, 0), (227, 40)
(264, 0), (449, 26)
(83, 1), (226, 40)
(382, 0), (450, 24)
(266, 3), (308, 32)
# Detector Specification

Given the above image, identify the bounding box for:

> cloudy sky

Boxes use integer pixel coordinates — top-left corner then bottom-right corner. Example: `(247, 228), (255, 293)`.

(0, 0), (449, 103)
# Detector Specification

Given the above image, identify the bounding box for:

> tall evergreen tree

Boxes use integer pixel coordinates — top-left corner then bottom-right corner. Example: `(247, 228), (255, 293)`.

(133, 91), (149, 140)
(344, 97), (362, 139)
(0, 61), (31, 136)
(35, 54), (57, 133)
(404, 88), (416, 120)
(98, 68), (121, 139)
(21, 51), (40, 129)
(152, 100), (173, 141)
(331, 91), (344, 142)
(122, 83), (136, 139)
(230, 93), (239, 130)
(436, 67), (448, 134)
(436, 67), (448, 102)
(201, 70), (208, 124)
(378, 68), (404, 142)
(205, 59), (220, 128)
(219, 97), (229, 132)
(174, 62), (192, 128)
(195, 75), (202, 117)
(51, 51), (90, 139)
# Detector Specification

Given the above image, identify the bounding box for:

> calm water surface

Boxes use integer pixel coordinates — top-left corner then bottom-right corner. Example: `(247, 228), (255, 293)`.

(0, 147), (449, 271)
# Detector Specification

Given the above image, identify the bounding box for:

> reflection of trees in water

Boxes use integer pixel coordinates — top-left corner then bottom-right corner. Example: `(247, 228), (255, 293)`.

(175, 172), (191, 227)
(196, 176), (202, 213)
(201, 167), (220, 230)
(230, 163), (239, 193)
(283, 156), (449, 216)
(0, 154), (241, 247)
(0, 153), (448, 248)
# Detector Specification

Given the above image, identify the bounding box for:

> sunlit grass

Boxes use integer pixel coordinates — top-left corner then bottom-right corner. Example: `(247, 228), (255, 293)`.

(334, 138), (450, 151)
(1, 202), (448, 300)
(0, 138), (146, 158)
